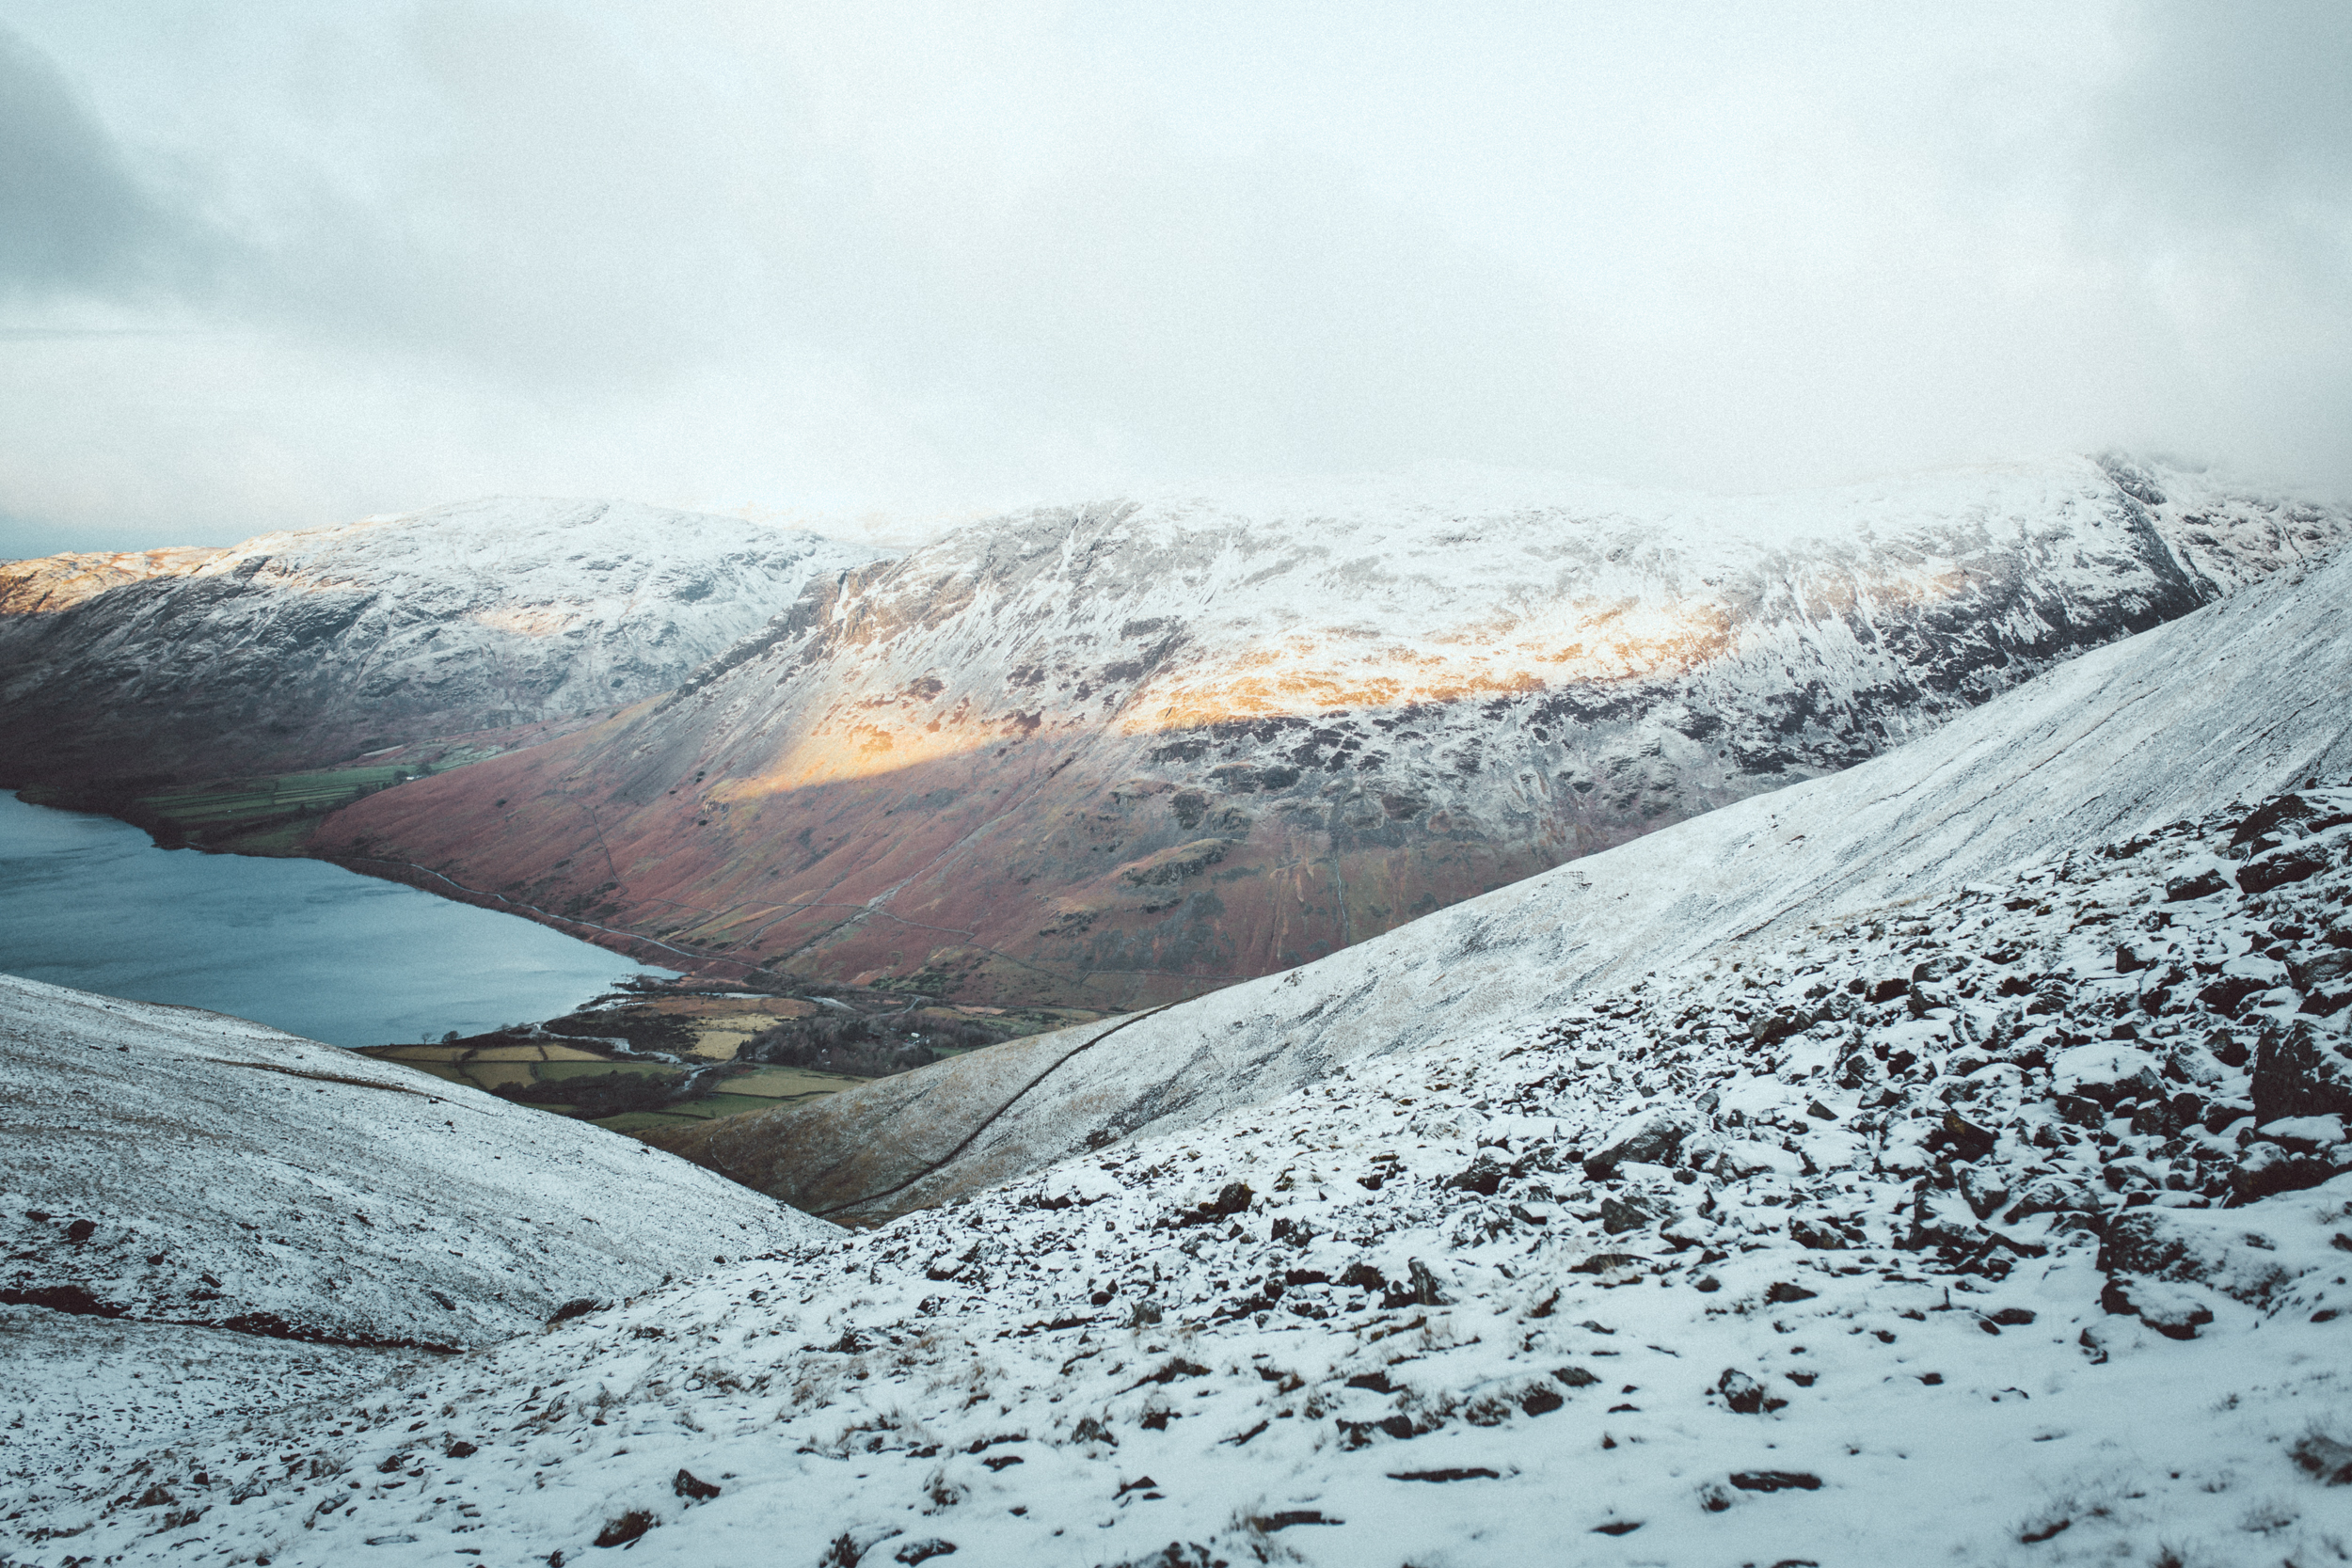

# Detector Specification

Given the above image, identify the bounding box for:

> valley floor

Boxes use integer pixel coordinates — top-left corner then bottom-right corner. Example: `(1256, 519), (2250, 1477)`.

(7, 784), (2350, 1567)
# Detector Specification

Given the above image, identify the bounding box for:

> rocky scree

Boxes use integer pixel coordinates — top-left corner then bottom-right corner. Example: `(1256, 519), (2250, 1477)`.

(17, 783), (2352, 1566)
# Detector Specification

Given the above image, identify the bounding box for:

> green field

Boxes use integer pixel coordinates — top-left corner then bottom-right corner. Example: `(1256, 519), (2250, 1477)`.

(356, 1040), (869, 1134)
(125, 754), (491, 849)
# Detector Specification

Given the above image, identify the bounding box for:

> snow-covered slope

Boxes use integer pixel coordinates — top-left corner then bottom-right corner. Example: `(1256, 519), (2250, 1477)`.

(0, 974), (831, 1350)
(16, 746), (2351, 1564)
(0, 547), (230, 615)
(0, 499), (885, 784)
(666, 541), (2352, 1222)
(317, 456), (2349, 1008)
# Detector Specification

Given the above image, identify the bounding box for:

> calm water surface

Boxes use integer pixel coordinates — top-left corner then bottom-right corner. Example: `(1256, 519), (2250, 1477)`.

(0, 793), (669, 1046)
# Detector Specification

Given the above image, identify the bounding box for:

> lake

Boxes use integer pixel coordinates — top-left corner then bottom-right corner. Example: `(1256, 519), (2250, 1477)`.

(0, 792), (671, 1047)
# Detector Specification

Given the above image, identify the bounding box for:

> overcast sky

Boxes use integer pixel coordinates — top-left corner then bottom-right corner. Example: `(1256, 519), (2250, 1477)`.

(2, 1), (2346, 557)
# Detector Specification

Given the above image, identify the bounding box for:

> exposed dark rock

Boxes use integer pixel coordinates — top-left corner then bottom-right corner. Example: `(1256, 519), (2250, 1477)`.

(2251, 1020), (2352, 1122)
(1599, 1196), (1655, 1235)
(2231, 1142), (2339, 1202)
(2240, 846), (2331, 895)
(594, 1510), (657, 1547)
(1715, 1369), (1771, 1414)
(2166, 868), (2227, 902)
(1449, 1151), (1507, 1196)
(2293, 1433), (2352, 1486)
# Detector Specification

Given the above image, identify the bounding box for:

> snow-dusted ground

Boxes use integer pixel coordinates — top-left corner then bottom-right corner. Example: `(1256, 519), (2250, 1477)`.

(0, 975), (832, 1544)
(6, 553), (2350, 1565)
(0, 976), (831, 1348)
(10, 772), (2347, 1566)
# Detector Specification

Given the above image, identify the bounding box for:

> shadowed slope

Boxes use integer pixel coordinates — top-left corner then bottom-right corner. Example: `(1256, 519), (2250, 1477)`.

(658, 544), (2352, 1222)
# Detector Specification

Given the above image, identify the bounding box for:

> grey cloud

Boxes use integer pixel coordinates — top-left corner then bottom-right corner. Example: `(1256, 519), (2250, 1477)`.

(2104, 0), (2352, 225)
(0, 26), (211, 298)
(0, 2), (2347, 557)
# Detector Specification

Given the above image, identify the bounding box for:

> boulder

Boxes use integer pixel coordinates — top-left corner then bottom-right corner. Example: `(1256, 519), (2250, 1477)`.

(2239, 845), (2331, 895)
(2255, 1114), (2347, 1153)
(2098, 1206), (2297, 1309)
(2097, 1275), (2215, 1340)
(2166, 867), (2228, 902)
(2249, 1020), (2352, 1123)
(2230, 1141), (2344, 1203)
(2050, 1043), (2165, 1106)
(1716, 1139), (1805, 1180)
(1583, 1107), (1697, 1180)
(1715, 1369), (1771, 1415)
(1599, 1196), (1655, 1236)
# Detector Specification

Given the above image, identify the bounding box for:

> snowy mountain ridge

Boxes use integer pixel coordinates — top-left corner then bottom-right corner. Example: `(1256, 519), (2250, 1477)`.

(316, 454), (2351, 1011)
(0, 497), (889, 784)
(663, 535), (2352, 1222)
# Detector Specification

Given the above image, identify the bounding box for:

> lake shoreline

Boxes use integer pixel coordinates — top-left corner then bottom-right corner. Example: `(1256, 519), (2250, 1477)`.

(0, 791), (675, 1048)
